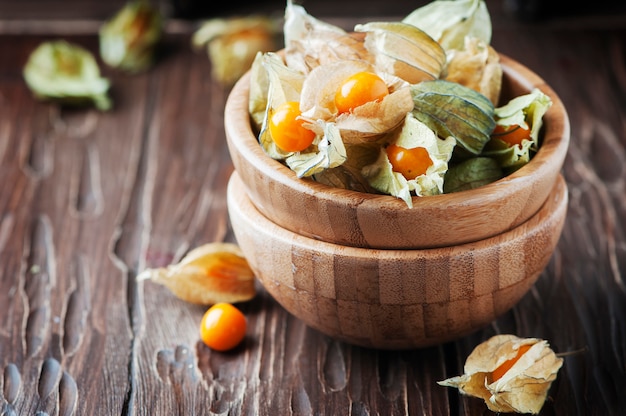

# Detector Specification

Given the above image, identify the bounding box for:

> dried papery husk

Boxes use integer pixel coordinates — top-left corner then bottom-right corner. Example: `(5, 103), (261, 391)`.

(445, 37), (502, 105)
(207, 28), (277, 87)
(257, 52), (308, 159)
(402, 0), (492, 52)
(335, 87), (414, 143)
(138, 243), (256, 305)
(300, 59), (374, 120)
(284, 119), (347, 177)
(355, 21), (446, 84)
(438, 334), (563, 414)
(298, 59), (414, 144)
(286, 33), (371, 75)
(283, 0), (369, 73)
(248, 52), (270, 131)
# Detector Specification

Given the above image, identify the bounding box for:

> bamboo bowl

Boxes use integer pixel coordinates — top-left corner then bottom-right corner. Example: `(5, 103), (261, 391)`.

(224, 54), (570, 249)
(228, 172), (568, 349)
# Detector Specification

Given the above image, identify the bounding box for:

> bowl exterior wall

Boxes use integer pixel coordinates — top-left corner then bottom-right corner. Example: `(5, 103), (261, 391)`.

(227, 172), (568, 349)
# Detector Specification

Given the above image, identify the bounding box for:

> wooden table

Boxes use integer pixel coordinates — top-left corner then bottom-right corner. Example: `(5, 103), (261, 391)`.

(1, 1), (625, 414)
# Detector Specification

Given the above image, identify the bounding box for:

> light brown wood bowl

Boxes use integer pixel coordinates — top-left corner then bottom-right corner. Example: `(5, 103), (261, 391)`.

(228, 172), (568, 349)
(224, 54), (570, 249)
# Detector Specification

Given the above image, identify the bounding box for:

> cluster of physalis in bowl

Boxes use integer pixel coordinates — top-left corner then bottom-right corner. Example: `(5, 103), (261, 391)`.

(247, 0), (553, 208)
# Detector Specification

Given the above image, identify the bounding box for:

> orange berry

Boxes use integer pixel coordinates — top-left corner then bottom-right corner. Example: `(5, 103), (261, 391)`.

(200, 303), (247, 351)
(268, 101), (316, 152)
(490, 344), (532, 382)
(386, 144), (433, 180)
(335, 71), (389, 114)
(491, 124), (531, 148)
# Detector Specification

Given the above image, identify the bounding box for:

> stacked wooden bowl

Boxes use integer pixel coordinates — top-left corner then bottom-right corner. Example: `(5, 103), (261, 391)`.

(225, 55), (570, 349)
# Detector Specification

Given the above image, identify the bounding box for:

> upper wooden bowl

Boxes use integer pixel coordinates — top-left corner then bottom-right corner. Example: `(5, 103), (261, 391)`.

(227, 171), (568, 349)
(224, 54), (570, 249)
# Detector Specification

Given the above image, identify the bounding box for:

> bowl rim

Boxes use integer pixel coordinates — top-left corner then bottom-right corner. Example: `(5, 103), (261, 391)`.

(225, 53), (570, 209)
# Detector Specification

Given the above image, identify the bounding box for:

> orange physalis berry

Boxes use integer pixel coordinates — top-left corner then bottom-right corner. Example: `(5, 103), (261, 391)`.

(386, 144), (433, 180)
(490, 344), (532, 382)
(200, 303), (247, 351)
(491, 124), (531, 148)
(335, 71), (389, 114)
(268, 101), (316, 152)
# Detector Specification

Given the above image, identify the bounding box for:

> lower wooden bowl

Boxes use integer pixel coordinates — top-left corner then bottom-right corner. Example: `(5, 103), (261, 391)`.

(228, 172), (568, 349)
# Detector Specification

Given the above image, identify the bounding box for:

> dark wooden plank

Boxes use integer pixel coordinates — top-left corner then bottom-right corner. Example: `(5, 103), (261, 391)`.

(0, 2), (625, 414)
(0, 34), (148, 415)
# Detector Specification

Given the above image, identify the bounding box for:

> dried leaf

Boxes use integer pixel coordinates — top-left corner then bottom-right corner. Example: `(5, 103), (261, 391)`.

(313, 143), (381, 192)
(438, 334), (563, 414)
(138, 243), (256, 305)
(23, 40), (111, 110)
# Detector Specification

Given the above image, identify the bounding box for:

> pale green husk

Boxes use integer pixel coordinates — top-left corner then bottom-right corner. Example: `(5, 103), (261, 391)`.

(362, 113), (456, 207)
(99, 0), (162, 73)
(402, 0), (492, 51)
(484, 88), (552, 171)
(23, 40), (111, 110)
(411, 80), (495, 156)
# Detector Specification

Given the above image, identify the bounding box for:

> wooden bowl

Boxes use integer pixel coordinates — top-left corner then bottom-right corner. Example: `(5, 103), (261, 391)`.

(227, 172), (567, 349)
(228, 172), (568, 349)
(224, 54), (570, 249)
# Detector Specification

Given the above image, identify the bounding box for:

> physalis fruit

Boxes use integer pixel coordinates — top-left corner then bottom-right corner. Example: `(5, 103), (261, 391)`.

(200, 303), (247, 352)
(138, 242), (256, 305)
(438, 334), (563, 414)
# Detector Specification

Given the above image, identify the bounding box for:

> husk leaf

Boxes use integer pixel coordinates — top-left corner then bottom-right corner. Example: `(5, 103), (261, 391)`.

(402, 0), (492, 51)
(438, 334), (563, 414)
(444, 36), (502, 105)
(283, 0), (367, 73)
(137, 243), (256, 305)
(483, 88), (552, 171)
(411, 80), (495, 155)
(362, 113), (455, 207)
(99, 0), (163, 73)
(23, 40), (111, 110)
(193, 15), (279, 86)
(355, 21), (446, 83)
(443, 156), (503, 193)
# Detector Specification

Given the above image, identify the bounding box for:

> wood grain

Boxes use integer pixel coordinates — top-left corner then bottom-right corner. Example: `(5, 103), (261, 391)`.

(228, 171), (567, 349)
(1, 1), (625, 414)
